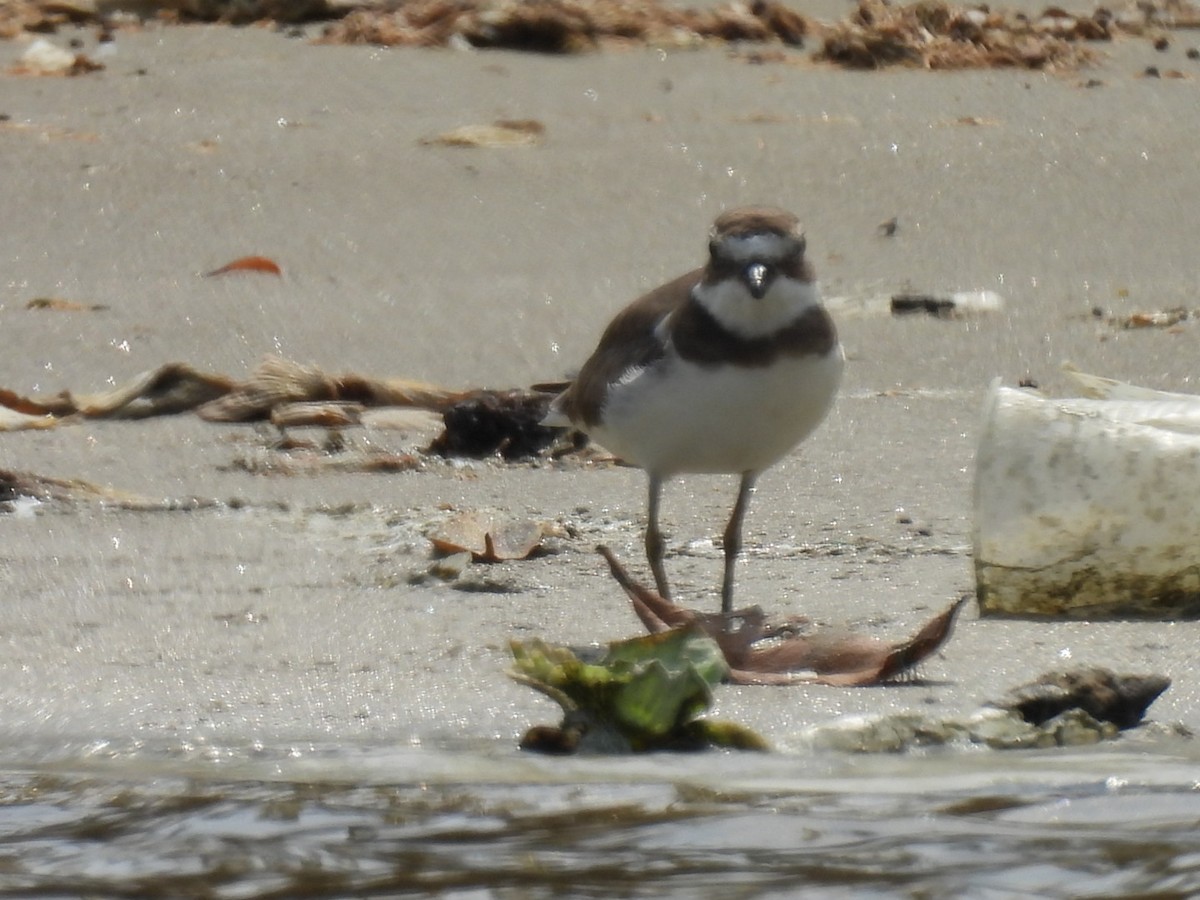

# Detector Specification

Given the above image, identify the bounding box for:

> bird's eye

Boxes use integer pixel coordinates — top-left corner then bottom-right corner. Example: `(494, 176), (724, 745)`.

(708, 241), (739, 276)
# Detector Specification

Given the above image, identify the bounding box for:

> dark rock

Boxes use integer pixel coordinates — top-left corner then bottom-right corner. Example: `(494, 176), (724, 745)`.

(991, 667), (1170, 729)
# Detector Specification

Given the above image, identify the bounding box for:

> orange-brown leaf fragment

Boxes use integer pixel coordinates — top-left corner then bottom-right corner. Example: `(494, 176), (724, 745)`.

(204, 256), (282, 277)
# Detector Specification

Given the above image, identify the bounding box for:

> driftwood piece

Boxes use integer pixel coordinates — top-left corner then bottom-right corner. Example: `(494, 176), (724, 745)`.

(1, 363), (234, 420)
(0, 357), (568, 459)
(197, 356), (467, 422)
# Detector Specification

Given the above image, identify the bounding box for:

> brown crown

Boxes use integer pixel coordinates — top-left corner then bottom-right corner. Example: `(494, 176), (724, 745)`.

(710, 206), (803, 241)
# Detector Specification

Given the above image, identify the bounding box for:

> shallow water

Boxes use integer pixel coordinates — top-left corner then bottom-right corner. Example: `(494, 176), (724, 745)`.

(1, 737), (1197, 898)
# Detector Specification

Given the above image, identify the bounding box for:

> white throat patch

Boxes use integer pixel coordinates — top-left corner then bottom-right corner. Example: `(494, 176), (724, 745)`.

(693, 275), (820, 339)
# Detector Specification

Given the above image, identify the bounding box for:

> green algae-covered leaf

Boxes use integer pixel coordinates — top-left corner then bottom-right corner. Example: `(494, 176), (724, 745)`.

(613, 657), (714, 740)
(603, 629), (728, 739)
(509, 629), (761, 753)
(683, 719), (771, 752)
(509, 639), (614, 711)
(603, 627), (728, 687)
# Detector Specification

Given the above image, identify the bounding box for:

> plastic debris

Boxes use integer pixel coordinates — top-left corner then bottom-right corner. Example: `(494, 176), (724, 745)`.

(974, 375), (1200, 618)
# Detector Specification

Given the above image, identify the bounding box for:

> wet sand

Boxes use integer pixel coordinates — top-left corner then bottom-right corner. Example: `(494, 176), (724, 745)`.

(2, 20), (1200, 759)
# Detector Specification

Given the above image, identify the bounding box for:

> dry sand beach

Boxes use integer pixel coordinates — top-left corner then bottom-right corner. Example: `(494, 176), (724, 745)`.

(2, 9), (1200, 894)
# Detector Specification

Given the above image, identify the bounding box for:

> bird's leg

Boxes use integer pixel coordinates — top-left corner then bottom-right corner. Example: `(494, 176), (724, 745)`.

(721, 472), (757, 614)
(645, 474), (670, 600)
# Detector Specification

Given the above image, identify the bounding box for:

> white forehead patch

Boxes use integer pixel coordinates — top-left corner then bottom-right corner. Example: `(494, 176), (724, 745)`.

(717, 232), (798, 262)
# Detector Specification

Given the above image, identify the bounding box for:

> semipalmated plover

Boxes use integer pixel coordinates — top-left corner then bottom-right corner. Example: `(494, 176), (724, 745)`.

(547, 207), (843, 613)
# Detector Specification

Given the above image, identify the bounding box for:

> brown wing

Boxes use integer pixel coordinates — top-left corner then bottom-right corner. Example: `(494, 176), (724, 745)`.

(555, 269), (701, 429)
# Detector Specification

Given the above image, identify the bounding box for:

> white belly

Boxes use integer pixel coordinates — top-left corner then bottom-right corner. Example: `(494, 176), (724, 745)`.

(588, 347), (843, 475)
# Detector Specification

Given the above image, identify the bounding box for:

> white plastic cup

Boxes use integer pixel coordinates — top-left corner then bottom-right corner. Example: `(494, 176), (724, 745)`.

(973, 381), (1200, 618)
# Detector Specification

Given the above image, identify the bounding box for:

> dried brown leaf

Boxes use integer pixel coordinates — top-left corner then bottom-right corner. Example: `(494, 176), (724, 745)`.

(430, 511), (548, 561)
(598, 545), (967, 686)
